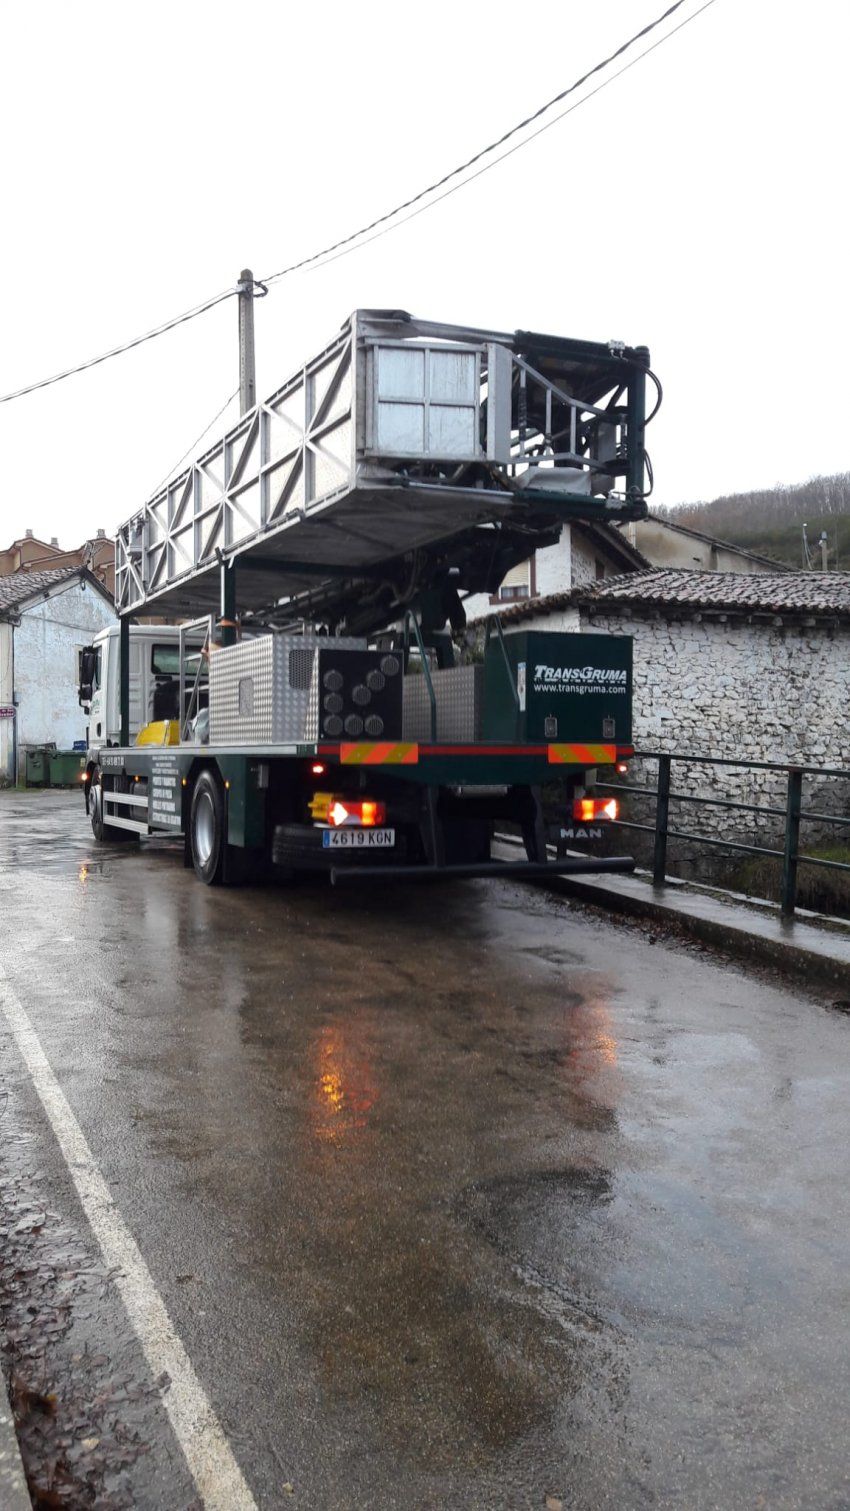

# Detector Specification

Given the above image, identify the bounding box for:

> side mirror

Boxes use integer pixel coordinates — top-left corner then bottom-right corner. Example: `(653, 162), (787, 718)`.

(79, 646), (97, 707)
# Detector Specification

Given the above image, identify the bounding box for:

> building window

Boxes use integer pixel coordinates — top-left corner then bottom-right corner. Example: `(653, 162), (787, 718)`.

(497, 558), (532, 602)
(595, 558), (606, 580)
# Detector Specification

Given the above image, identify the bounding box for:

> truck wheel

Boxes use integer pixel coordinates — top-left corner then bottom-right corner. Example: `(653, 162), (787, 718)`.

(90, 775), (106, 841)
(190, 770), (227, 885)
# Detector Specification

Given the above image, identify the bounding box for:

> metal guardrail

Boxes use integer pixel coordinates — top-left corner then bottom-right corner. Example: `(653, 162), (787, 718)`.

(596, 752), (850, 919)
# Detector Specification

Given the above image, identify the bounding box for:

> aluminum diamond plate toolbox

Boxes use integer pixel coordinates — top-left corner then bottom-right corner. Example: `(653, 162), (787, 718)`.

(209, 634), (364, 744)
(403, 664), (483, 742)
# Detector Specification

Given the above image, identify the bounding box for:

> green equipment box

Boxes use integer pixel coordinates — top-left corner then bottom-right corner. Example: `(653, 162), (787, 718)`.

(483, 631), (632, 745)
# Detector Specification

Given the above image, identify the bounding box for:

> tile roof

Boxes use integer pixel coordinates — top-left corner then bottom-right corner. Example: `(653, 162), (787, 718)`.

(0, 567), (95, 614)
(592, 569), (850, 612)
(496, 569), (850, 623)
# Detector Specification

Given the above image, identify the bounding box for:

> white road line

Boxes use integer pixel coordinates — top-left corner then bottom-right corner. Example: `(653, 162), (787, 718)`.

(0, 963), (258, 1511)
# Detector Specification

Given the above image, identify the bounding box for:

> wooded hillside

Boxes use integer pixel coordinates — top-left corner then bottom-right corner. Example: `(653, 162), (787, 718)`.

(660, 473), (850, 568)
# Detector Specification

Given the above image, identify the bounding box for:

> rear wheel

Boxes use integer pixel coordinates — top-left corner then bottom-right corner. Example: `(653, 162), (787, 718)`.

(190, 769), (226, 885)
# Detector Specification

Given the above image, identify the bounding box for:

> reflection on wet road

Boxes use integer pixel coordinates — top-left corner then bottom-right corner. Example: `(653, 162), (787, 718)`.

(2, 792), (850, 1509)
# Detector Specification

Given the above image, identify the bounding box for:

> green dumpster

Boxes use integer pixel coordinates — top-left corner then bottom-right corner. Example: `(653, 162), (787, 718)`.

(49, 750), (87, 787)
(25, 748), (48, 786)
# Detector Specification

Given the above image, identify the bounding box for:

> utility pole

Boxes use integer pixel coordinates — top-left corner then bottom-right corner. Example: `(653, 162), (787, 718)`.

(238, 268), (257, 416)
(820, 531), (829, 571)
(219, 269), (258, 647)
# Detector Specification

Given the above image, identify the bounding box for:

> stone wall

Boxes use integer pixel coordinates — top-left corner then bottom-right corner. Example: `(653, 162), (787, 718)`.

(586, 609), (850, 865)
(532, 527), (573, 599)
(513, 602), (850, 870)
(569, 532), (601, 589)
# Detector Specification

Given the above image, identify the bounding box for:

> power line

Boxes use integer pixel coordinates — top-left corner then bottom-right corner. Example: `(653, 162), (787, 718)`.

(145, 5), (704, 503)
(0, 0), (715, 408)
(153, 0), (706, 500)
(0, 285), (238, 406)
(259, 0), (700, 285)
(304, 0), (718, 277)
(148, 386), (240, 500)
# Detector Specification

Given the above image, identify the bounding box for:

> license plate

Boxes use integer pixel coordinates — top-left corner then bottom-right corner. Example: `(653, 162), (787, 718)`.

(322, 828), (396, 849)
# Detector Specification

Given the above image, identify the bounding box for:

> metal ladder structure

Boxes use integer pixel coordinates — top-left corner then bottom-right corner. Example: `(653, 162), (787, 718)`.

(115, 310), (654, 632)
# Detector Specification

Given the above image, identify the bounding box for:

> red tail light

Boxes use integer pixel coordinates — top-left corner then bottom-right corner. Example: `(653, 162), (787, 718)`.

(573, 797), (619, 823)
(328, 799), (386, 828)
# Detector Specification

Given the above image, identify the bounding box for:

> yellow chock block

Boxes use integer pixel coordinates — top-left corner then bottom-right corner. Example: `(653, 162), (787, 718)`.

(135, 720), (180, 747)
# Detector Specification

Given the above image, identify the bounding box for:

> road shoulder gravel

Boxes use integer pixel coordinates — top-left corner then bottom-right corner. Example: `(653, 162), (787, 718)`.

(0, 1363), (32, 1511)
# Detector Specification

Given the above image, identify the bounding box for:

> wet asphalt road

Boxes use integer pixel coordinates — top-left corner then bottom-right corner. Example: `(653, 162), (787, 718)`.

(2, 791), (850, 1510)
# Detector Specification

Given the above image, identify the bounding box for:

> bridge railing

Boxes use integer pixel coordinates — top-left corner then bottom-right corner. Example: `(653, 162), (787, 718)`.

(596, 752), (850, 919)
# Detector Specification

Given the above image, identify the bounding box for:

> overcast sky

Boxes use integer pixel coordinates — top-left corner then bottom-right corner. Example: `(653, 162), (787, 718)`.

(0, 0), (847, 548)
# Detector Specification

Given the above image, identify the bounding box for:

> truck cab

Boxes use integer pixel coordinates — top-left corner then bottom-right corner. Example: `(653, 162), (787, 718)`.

(79, 624), (187, 747)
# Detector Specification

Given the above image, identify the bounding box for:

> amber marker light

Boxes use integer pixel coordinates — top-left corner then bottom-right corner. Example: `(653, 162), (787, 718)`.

(309, 791), (333, 822)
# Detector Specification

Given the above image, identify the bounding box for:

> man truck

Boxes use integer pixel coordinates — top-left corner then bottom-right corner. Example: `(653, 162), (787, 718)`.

(79, 310), (655, 886)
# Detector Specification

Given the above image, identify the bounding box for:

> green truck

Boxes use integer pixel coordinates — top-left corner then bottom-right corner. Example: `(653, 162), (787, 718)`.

(79, 310), (655, 886)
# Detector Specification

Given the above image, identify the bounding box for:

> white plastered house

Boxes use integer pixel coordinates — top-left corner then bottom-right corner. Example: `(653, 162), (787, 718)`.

(0, 567), (116, 785)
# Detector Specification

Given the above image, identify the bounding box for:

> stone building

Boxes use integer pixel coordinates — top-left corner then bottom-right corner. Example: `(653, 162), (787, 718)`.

(496, 569), (850, 866)
(464, 520), (648, 620)
(0, 567), (115, 785)
(465, 511), (786, 624)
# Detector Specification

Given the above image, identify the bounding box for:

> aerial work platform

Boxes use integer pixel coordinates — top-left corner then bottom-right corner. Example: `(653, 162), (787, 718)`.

(115, 310), (654, 622)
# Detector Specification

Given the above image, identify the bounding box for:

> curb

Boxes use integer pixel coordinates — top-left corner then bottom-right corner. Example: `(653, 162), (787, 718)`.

(0, 1363), (32, 1511)
(493, 839), (850, 994)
